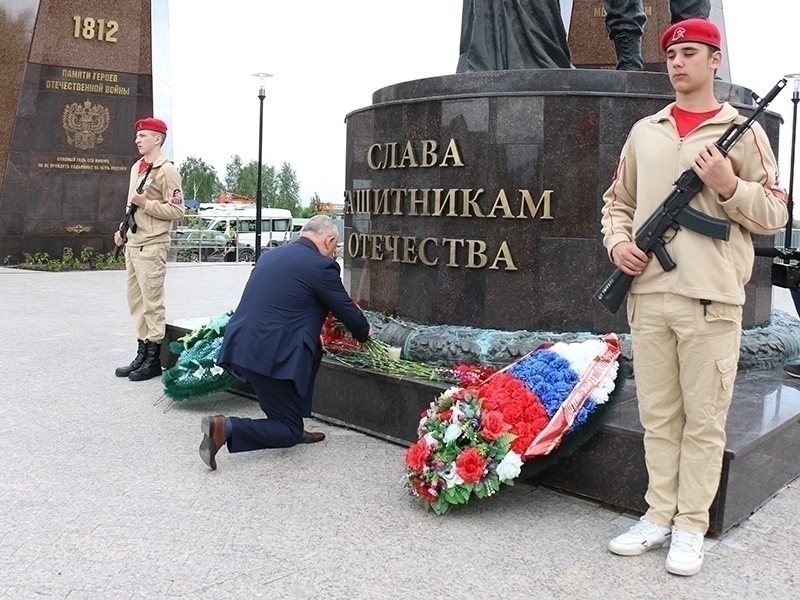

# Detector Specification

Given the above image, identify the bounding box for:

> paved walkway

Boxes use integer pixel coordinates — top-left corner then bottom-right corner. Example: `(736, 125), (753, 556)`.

(0, 264), (798, 599)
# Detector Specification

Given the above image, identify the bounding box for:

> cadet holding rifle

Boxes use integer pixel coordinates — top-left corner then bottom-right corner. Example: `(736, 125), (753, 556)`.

(114, 118), (184, 382)
(600, 19), (787, 576)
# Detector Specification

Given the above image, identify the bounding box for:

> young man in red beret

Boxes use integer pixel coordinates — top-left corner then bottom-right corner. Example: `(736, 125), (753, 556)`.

(114, 118), (184, 381)
(601, 19), (787, 575)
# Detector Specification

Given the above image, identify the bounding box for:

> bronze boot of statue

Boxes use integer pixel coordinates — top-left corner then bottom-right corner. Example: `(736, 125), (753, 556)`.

(613, 34), (643, 71)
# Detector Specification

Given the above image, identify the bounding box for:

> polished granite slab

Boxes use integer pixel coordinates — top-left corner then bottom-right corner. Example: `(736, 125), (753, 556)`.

(164, 322), (800, 534)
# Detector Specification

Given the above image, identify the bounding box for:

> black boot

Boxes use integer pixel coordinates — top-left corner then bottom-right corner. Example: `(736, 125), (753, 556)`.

(115, 340), (147, 377)
(613, 34), (643, 71)
(128, 341), (163, 381)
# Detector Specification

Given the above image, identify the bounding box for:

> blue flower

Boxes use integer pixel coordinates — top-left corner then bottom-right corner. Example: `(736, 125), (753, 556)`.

(509, 350), (579, 418)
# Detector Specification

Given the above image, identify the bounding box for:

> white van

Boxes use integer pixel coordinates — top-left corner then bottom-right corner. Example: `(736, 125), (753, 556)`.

(197, 204), (292, 262)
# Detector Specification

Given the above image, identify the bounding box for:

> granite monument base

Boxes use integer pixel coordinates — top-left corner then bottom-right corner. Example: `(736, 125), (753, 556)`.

(164, 322), (800, 535)
(344, 70), (778, 334)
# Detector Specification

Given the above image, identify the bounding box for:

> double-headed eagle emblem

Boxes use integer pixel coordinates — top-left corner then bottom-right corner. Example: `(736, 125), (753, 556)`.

(62, 100), (110, 150)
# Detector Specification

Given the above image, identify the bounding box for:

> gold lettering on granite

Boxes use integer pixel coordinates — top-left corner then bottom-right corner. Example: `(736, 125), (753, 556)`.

(73, 16), (119, 43)
(407, 189), (430, 216)
(432, 189), (459, 217)
(466, 240), (488, 268)
(518, 189), (553, 219)
(398, 141), (419, 168)
(384, 235), (400, 261)
(346, 233), (518, 271)
(439, 138), (465, 167)
(490, 241), (517, 270)
(419, 238), (439, 266)
(401, 236), (418, 264)
(421, 140), (438, 167)
(488, 189), (514, 218)
(370, 234), (384, 260)
(344, 187), (553, 220)
(367, 138), (464, 170)
(443, 238), (465, 267)
(47, 69), (132, 96)
(461, 189), (485, 217)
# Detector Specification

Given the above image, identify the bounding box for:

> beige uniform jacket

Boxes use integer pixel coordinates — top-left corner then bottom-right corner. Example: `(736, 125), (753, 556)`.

(601, 102), (787, 306)
(125, 153), (184, 247)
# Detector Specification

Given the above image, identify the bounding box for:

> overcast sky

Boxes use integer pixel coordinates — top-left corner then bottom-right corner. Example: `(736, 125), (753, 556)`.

(167, 0), (800, 207)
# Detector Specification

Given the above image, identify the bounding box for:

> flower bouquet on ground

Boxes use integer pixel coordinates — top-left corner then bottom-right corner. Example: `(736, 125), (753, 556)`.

(404, 334), (626, 515)
(161, 312), (235, 401)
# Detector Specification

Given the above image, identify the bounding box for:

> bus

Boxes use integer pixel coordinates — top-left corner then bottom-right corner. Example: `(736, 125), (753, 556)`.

(197, 204), (292, 262)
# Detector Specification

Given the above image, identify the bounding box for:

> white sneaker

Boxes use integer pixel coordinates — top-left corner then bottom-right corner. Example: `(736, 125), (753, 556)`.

(666, 527), (704, 576)
(609, 517), (671, 556)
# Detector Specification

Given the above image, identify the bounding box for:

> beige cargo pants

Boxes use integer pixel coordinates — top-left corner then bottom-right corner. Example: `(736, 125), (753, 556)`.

(628, 292), (741, 534)
(125, 242), (169, 343)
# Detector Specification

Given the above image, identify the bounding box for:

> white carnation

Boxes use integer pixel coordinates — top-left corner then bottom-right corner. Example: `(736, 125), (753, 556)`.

(496, 451), (523, 481)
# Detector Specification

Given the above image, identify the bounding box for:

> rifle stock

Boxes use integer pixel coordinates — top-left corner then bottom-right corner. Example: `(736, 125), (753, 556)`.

(594, 78), (787, 313)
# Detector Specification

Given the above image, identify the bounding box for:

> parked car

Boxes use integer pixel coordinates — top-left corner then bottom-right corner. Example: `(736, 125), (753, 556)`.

(175, 229), (231, 262)
(290, 218), (309, 241)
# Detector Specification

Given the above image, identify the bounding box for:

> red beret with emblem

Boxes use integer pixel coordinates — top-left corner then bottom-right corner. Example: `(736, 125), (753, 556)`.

(660, 18), (721, 52)
(134, 117), (168, 135)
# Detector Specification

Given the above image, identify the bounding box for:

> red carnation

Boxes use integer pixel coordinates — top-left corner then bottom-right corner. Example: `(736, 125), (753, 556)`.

(455, 447), (486, 483)
(439, 409), (452, 422)
(480, 410), (509, 441)
(405, 439), (430, 471)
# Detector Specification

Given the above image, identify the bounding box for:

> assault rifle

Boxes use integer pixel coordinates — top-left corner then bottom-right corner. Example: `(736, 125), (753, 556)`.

(114, 163), (153, 259)
(595, 78), (787, 313)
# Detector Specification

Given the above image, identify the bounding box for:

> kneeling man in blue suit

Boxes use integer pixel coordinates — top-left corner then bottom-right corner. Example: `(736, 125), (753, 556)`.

(199, 215), (370, 470)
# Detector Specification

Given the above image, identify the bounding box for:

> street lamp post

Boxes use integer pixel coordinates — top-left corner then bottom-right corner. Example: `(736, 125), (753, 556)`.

(252, 72), (273, 263)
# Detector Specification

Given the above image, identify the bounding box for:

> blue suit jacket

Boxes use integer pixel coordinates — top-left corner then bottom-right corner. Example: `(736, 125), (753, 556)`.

(217, 237), (369, 404)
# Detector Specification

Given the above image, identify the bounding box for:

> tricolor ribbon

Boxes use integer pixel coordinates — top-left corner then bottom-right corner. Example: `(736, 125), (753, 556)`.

(523, 334), (621, 457)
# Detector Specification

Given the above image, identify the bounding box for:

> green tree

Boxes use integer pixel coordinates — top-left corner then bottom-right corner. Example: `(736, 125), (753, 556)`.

(224, 155), (243, 193)
(298, 193), (320, 218)
(223, 156), (304, 213)
(275, 162), (302, 214)
(238, 160), (277, 205)
(177, 156), (222, 202)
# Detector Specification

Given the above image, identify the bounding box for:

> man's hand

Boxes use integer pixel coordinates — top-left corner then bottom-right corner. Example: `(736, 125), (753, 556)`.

(114, 230), (124, 247)
(612, 241), (649, 276)
(693, 143), (738, 200)
(130, 191), (147, 209)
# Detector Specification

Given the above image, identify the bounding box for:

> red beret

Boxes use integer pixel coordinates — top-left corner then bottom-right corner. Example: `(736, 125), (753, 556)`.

(135, 117), (168, 135)
(660, 18), (721, 52)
